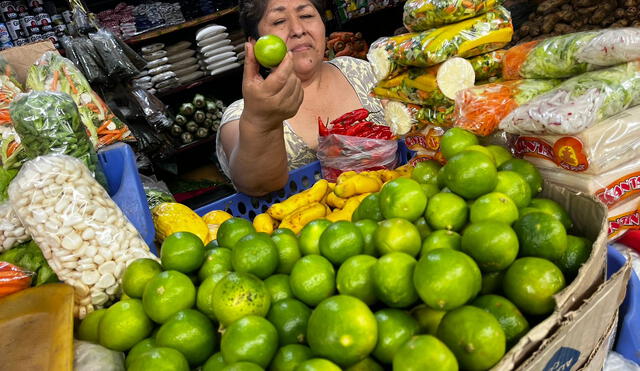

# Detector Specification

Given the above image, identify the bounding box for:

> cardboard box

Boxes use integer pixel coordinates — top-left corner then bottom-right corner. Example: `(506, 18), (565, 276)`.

(0, 41), (57, 86)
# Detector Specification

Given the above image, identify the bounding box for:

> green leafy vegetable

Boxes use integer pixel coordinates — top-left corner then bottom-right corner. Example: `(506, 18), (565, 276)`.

(0, 240), (59, 286)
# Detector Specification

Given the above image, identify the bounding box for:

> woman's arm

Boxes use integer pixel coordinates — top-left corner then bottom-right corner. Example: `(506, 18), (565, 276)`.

(219, 43), (304, 196)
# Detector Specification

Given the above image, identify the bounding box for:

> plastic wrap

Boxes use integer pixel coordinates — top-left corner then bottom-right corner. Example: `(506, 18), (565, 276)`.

(0, 261), (33, 298)
(607, 197), (639, 240)
(0, 55), (21, 89)
(0, 240), (58, 286)
(130, 88), (173, 131)
(58, 35), (81, 68)
(8, 155), (158, 318)
(89, 29), (139, 79)
(74, 340), (125, 371)
(403, 0), (503, 32)
(404, 124), (446, 165)
(0, 203), (29, 252)
(404, 102), (456, 128)
(26, 52), (132, 147)
(10, 91), (107, 188)
(71, 37), (107, 84)
(468, 50), (505, 81)
(368, 6), (512, 80)
(499, 61), (640, 135)
(113, 34), (148, 70)
(604, 351), (640, 371)
(511, 105), (640, 175)
(0, 75), (24, 173)
(317, 134), (399, 181)
(454, 79), (560, 136)
(503, 29), (640, 80)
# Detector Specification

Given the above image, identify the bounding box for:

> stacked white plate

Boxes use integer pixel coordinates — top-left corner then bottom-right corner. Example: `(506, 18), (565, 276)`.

(196, 24), (241, 76)
(134, 42), (183, 94)
(165, 40), (204, 87)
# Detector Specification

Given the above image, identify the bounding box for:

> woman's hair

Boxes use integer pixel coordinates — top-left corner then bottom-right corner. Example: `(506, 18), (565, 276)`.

(238, 0), (325, 40)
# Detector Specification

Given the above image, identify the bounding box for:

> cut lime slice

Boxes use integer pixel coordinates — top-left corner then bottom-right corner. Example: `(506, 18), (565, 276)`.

(385, 101), (415, 135)
(436, 57), (475, 100)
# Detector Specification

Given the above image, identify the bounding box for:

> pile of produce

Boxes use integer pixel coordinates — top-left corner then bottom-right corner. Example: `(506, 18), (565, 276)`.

(170, 93), (224, 145)
(325, 32), (369, 60)
(79, 129), (596, 371)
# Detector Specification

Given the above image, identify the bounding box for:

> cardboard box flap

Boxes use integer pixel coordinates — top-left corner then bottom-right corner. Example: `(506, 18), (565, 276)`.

(0, 41), (57, 86)
(577, 313), (618, 371)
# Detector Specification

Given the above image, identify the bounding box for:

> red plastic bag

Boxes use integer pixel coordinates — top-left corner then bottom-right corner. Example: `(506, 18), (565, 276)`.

(0, 261), (33, 298)
(317, 134), (399, 182)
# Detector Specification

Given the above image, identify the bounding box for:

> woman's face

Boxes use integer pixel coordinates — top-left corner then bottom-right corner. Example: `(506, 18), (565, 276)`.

(257, 0), (326, 78)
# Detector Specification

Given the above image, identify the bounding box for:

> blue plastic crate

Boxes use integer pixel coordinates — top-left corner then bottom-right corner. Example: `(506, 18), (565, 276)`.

(607, 246), (640, 364)
(98, 143), (157, 255)
(195, 140), (414, 219)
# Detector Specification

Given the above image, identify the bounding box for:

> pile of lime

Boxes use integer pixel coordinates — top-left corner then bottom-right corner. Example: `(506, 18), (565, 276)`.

(78, 128), (592, 371)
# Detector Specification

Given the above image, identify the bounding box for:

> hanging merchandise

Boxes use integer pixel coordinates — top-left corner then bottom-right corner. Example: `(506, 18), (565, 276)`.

(88, 29), (139, 79)
(130, 88), (173, 132)
(454, 79), (561, 136)
(69, 37), (106, 84)
(503, 28), (640, 80)
(403, 0), (503, 31)
(26, 52), (133, 147)
(468, 49), (505, 81)
(499, 60), (640, 135)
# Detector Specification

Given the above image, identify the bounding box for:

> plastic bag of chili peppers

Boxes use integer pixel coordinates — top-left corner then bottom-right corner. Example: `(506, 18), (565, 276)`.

(317, 108), (398, 182)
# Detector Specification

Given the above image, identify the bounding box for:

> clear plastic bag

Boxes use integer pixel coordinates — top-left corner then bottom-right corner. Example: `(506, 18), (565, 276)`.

(113, 34), (148, 70)
(8, 154), (158, 318)
(317, 134), (399, 182)
(503, 29), (640, 80)
(71, 37), (107, 84)
(0, 261), (33, 298)
(26, 52), (133, 147)
(130, 88), (173, 131)
(0, 55), (22, 89)
(468, 50), (505, 81)
(454, 79), (560, 136)
(499, 61), (640, 135)
(403, 0), (503, 32)
(0, 203), (29, 252)
(10, 91), (107, 189)
(373, 65), (451, 106)
(89, 29), (139, 79)
(74, 340), (125, 371)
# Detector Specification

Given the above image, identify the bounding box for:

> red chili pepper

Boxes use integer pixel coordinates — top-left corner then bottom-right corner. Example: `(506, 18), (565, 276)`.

(329, 108), (369, 127)
(331, 124), (348, 135)
(318, 116), (329, 137)
(345, 120), (374, 137)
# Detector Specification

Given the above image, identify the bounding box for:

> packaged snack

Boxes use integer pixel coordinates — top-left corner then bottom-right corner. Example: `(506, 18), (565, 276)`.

(606, 197), (640, 241)
(403, 124), (446, 165)
(468, 50), (505, 81)
(403, 0), (503, 32)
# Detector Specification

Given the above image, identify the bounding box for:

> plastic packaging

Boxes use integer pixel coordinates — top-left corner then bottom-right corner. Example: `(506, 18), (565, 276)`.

(468, 50), (505, 81)
(70, 37), (107, 84)
(606, 196), (640, 240)
(0, 55), (21, 88)
(403, 0), (503, 32)
(0, 203), (29, 252)
(167, 49), (196, 63)
(148, 64), (172, 76)
(145, 56), (168, 69)
(140, 174), (175, 210)
(143, 50), (167, 61)
(89, 29), (140, 79)
(454, 79), (560, 136)
(151, 71), (176, 84)
(130, 88), (173, 131)
(26, 52), (132, 148)
(141, 43), (164, 54)
(0, 261), (33, 298)
(404, 124), (446, 165)
(604, 351), (640, 371)
(113, 34), (148, 70)
(0, 240), (58, 286)
(74, 340), (125, 371)
(8, 155), (158, 318)
(503, 29), (640, 80)
(317, 134), (399, 181)
(368, 7), (513, 80)
(499, 61), (640, 135)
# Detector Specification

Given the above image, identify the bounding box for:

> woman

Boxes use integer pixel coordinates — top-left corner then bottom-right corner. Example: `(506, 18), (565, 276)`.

(217, 0), (385, 196)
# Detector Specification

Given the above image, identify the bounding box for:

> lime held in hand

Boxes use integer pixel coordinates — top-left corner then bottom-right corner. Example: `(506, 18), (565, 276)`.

(254, 35), (287, 68)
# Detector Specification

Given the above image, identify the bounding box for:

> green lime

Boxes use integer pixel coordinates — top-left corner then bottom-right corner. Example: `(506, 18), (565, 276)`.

(437, 167), (446, 189)
(206, 240), (219, 249)
(372, 309), (420, 364)
(161, 232), (205, 273)
(499, 159), (543, 196)
(414, 249), (481, 311)
(379, 178), (427, 221)
(126, 338), (156, 368)
(213, 272), (271, 326)
(421, 183), (440, 198)
(411, 160), (442, 185)
(503, 257), (565, 316)
(345, 357), (384, 371)
(425, 192), (468, 231)
(486, 145), (512, 167)
(199, 248), (233, 281)
(254, 34), (287, 68)
(442, 150), (498, 199)
(77, 308), (106, 343)
(222, 362), (264, 371)
(221, 315), (278, 367)
(272, 233), (302, 274)
(319, 221), (364, 265)
(99, 299), (153, 352)
(267, 298), (312, 345)
(232, 232), (279, 279)
(529, 198), (573, 230)
(472, 294), (530, 346)
(437, 306), (506, 371)
(307, 295), (378, 366)
(420, 230), (461, 257)
(466, 145), (495, 164)
(129, 347), (189, 371)
(469, 192), (519, 225)
(265, 274), (293, 303)
(336, 255), (378, 306)
(273, 228), (297, 237)
(480, 271), (505, 295)
(557, 235), (592, 278)
(513, 212), (567, 261)
(270, 344), (313, 371)
(440, 127), (479, 160)
(289, 255), (335, 307)
(461, 221), (519, 272)
(493, 171), (532, 209)
(203, 352), (227, 371)
(299, 219), (332, 256)
(197, 272), (229, 321)
(142, 270), (196, 324)
(392, 335), (458, 371)
(373, 252), (418, 308)
(122, 258), (163, 298)
(217, 218), (256, 250)
(295, 359), (341, 371)
(414, 217), (432, 240)
(352, 193), (383, 222)
(156, 309), (217, 366)
(374, 218), (422, 257)
(354, 219), (379, 256)
(411, 304), (446, 335)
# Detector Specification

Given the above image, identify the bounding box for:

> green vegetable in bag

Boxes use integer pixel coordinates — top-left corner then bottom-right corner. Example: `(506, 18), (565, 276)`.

(403, 0), (503, 32)
(468, 50), (505, 81)
(0, 240), (59, 286)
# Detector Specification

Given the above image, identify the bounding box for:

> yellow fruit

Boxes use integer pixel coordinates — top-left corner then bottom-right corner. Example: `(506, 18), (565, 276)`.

(394, 164), (414, 177)
(337, 171), (358, 184)
(279, 202), (327, 234)
(253, 213), (278, 234)
(268, 180), (329, 220)
(326, 192), (348, 209)
(378, 169), (401, 183)
(326, 193), (370, 222)
(202, 210), (233, 225)
(152, 203), (209, 243)
(335, 175), (381, 198)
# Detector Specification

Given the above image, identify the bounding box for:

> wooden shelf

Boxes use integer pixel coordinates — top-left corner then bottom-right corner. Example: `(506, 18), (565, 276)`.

(175, 135), (216, 154)
(125, 6), (238, 45)
(156, 64), (242, 97)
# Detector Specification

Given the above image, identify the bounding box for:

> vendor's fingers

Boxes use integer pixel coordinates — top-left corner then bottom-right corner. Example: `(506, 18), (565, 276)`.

(242, 42), (262, 83)
(264, 52), (294, 91)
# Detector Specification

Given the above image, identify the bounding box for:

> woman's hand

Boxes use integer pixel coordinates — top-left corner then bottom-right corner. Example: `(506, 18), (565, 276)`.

(241, 42), (304, 132)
